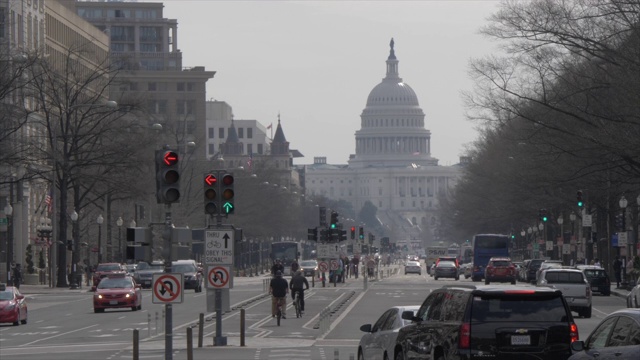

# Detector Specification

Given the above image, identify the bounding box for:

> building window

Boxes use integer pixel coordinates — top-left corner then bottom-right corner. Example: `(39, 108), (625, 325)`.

(148, 82), (157, 91)
(257, 144), (263, 154)
(247, 144), (253, 155)
(208, 143), (215, 154)
(238, 128), (244, 138)
(187, 83), (195, 91)
(208, 128), (214, 138)
(218, 128), (225, 139)
(177, 82), (185, 91)
(247, 127), (253, 139)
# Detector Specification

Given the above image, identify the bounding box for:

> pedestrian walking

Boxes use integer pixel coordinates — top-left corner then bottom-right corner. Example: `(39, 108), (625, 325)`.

(12, 263), (22, 289)
(613, 256), (622, 288)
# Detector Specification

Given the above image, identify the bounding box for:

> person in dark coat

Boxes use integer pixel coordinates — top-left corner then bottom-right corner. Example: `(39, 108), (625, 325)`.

(613, 256), (622, 288)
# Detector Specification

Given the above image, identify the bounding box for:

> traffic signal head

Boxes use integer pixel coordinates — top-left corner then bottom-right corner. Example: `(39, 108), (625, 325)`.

(204, 173), (218, 215)
(350, 226), (356, 240)
(307, 227), (318, 241)
(577, 190), (584, 207)
(359, 227), (364, 240)
(330, 211), (338, 229)
(340, 230), (347, 241)
(156, 149), (180, 204)
(220, 172), (235, 214)
(539, 208), (548, 222)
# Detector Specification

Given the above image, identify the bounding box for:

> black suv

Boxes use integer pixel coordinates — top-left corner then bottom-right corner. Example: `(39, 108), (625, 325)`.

(525, 259), (545, 283)
(394, 285), (578, 360)
(579, 266), (611, 296)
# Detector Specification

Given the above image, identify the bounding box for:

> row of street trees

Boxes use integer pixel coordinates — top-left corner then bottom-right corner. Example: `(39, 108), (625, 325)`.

(439, 0), (640, 267)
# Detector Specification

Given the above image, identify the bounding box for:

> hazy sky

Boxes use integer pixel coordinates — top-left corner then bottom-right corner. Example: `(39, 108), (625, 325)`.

(148, 0), (501, 165)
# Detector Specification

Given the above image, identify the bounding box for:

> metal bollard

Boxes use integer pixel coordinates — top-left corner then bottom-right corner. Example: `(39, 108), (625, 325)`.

(133, 329), (139, 360)
(198, 313), (204, 348)
(240, 308), (246, 347)
(155, 311), (159, 335)
(147, 313), (151, 337)
(312, 274), (315, 287)
(186, 327), (193, 360)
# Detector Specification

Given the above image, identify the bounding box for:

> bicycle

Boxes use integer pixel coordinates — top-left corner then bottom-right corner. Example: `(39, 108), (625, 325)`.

(293, 290), (302, 318)
(275, 297), (285, 326)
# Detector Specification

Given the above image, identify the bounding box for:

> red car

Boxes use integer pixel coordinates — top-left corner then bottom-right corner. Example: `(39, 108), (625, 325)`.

(92, 262), (126, 286)
(93, 274), (142, 313)
(0, 283), (28, 326)
(485, 257), (517, 284)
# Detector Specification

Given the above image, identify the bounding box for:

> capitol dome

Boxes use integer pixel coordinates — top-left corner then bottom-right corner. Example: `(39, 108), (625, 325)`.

(366, 81), (419, 107)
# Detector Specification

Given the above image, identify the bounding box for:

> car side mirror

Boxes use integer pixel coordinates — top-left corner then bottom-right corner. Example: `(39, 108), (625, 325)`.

(16, 294), (25, 300)
(360, 324), (372, 333)
(570, 340), (585, 352)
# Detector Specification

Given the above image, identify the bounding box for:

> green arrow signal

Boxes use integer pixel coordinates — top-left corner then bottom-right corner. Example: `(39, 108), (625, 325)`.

(222, 202), (234, 214)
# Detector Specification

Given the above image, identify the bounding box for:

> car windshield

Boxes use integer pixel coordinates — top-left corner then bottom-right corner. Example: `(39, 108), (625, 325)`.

(544, 272), (585, 284)
(137, 263), (163, 271)
(98, 278), (133, 289)
(407, 262), (420, 266)
(471, 295), (568, 322)
(300, 261), (316, 267)
(96, 264), (121, 271)
(172, 264), (197, 273)
(0, 290), (13, 300)
(491, 261), (511, 267)
(584, 270), (607, 278)
(437, 261), (456, 268)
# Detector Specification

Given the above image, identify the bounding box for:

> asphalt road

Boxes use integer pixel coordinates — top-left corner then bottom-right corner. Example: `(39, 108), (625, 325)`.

(0, 264), (629, 360)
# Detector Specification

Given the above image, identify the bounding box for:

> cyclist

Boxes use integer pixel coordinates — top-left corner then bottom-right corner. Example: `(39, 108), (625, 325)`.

(289, 270), (309, 314)
(290, 259), (300, 275)
(271, 259), (284, 276)
(269, 270), (288, 319)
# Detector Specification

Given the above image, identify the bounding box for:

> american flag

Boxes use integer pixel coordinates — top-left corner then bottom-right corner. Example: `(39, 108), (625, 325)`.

(246, 153), (253, 171)
(45, 188), (53, 214)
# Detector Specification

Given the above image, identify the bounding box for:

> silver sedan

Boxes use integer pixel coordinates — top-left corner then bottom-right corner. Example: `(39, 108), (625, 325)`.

(358, 305), (420, 360)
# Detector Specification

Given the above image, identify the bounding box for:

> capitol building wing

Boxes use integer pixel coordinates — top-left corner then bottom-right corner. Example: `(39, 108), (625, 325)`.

(303, 39), (463, 245)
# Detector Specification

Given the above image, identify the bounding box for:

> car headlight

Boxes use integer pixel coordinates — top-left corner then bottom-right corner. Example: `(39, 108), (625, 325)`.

(96, 294), (103, 299)
(5, 302), (16, 311)
(126, 292), (135, 298)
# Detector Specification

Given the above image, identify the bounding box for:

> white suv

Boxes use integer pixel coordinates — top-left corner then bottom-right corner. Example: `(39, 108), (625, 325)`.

(537, 268), (592, 318)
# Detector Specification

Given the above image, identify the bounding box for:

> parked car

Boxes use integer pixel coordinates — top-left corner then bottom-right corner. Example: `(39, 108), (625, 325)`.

(0, 283), (27, 326)
(537, 268), (592, 318)
(569, 308), (640, 359)
(395, 285), (578, 360)
(133, 261), (164, 289)
(433, 260), (459, 280)
(171, 259), (203, 292)
(404, 261), (422, 275)
(484, 257), (517, 284)
(628, 279), (640, 308)
(579, 265), (611, 296)
(92, 262), (126, 286)
(536, 260), (564, 282)
(358, 305), (420, 360)
(93, 274), (142, 313)
(299, 260), (318, 277)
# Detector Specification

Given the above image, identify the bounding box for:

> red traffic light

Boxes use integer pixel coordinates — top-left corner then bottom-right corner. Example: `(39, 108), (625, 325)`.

(205, 174), (217, 186)
(162, 151), (179, 166)
(222, 174), (234, 186)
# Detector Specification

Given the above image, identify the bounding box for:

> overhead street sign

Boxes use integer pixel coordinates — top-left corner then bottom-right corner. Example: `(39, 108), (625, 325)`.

(207, 265), (231, 289)
(152, 273), (183, 304)
(204, 230), (234, 265)
(317, 243), (339, 258)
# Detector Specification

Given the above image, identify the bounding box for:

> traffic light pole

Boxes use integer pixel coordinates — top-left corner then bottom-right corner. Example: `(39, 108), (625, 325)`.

(211, 212), (227, 346)
(163, 204), (173, 360)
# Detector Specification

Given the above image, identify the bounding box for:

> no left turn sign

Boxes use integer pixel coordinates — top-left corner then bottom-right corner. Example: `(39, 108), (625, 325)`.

(152, 273), (183, 304)
(207, 266), (230, 289)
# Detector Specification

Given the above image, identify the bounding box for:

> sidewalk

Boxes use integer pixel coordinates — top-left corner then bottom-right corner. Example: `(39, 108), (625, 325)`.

(611, 285), (631, 299)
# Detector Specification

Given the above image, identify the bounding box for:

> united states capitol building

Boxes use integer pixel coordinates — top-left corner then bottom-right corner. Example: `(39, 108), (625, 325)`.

(301, 39), (467, 248)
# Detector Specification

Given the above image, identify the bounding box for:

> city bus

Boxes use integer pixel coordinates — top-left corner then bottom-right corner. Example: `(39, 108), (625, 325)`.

(270, 241), (301, 276)
(471, 234), (510, 282)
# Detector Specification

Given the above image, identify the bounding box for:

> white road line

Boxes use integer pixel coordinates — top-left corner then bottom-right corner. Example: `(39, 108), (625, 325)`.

(21, 324), (99, 347)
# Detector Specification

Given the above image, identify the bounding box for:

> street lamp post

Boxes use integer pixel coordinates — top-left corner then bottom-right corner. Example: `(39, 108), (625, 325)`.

(4, 203), (13, 285)
(558, 216), (564, 262)
(116, 217), (123, 263)
(570, 212), (577, 263)
(619, 196), (628, 287)
(636, 195), (640, 258)
(527, 227), (533, 258)
(539, 223), (546, 258)
(70, 210), (79, 289)
(97, 215), (104, 264)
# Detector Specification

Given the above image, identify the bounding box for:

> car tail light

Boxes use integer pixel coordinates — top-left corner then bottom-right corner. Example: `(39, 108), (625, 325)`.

(570, 323), (579, 342)
(459, 323), (471, 349)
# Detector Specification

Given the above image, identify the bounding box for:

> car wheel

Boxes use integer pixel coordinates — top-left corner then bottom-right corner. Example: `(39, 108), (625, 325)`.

(137, 304), (142, 310)
(455, 276), (459, 281)
(21, 310), (27, 324)
(511, 279), (516, 285)
(132, 306), (138, 311)
(94, 308), (104, 313)
(582, 306), (592, 318)
(13, 310), (20, 326)
(434, 276), (438, 280)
